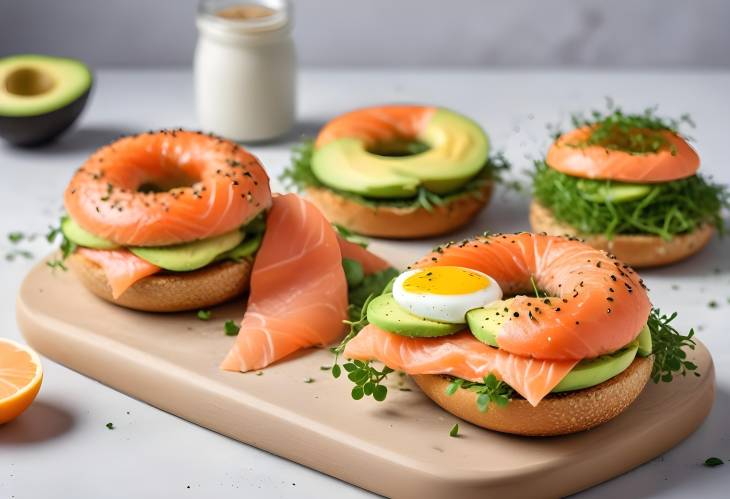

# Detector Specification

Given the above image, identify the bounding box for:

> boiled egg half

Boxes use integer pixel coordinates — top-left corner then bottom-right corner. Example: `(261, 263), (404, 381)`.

(392, 266), (503, 324)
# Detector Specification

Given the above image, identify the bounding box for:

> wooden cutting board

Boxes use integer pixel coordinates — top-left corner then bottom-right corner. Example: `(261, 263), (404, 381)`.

(17, 256), (715, 499)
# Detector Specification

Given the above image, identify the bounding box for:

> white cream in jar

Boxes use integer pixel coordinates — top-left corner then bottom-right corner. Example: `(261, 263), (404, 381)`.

(195, 0), (296, 142)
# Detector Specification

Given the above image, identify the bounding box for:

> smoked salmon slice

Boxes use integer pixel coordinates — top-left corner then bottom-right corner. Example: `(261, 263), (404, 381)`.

(314, 106), (436, 149)
(76, 248), (160, 299)
(414, 233), (651, 360)
(345, 325), (578, 407)
(546, 126), (700, 183)
(221, 194), (350, 372)
(64, 131), (272, 247)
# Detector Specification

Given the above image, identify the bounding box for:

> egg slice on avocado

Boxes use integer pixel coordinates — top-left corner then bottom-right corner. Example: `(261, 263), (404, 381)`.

(0, 54), (92, 146)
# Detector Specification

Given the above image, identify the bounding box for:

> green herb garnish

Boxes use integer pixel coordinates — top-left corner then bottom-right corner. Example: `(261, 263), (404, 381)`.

(647, 309), (698, 383)
(197, 310), (212, 321)
(532, 161), (728, 239)
(7, 231), (24, 244)
(45, 220), (76, 271)
(333, 224), (369, 248)
(346, 268), (399, 321)
(330, 294), (394, 402)
(223, 320), (240, 336)
(280, 140), (510, 212)
(704, 457), (723, 467)
(446, 374), (513, 412)
(5, 249), (33, 261)
(344, 360), (393, 401)
(449, 424), (459, 437)
(330, 295), (372, 379)
(105, 422), (115, 430)
(568, 102), (693, 154)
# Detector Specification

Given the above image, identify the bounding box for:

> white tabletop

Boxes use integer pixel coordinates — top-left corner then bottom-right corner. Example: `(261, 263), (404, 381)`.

(1, 69), (729, 498)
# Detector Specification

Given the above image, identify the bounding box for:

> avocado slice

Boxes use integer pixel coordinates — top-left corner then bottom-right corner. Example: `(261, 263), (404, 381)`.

(216, 232), (263, 262)
(0, 55), (92, 146)
(367, 293), (462, 337)
(61, 216), (119, 250)
(552, 341), (639, 393)
(130, 230), (244, 272)
(465, 299), (514, 347)
(576, 179), (652, 203)
(636, 324), (652, 357)
(311, 108), (489, 198)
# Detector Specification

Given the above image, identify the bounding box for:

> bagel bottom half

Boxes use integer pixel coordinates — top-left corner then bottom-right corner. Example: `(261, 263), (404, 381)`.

(530, 201), (714, 268)
(68, 253), (252, 312)
(412, 355), (652, 437)
(306, 181), (493, 239)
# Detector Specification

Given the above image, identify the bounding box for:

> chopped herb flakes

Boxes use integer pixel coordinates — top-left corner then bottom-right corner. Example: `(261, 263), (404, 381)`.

(568, 104), (694, 154)
(223, 320), (240, 336)
(449, 424), (459, 437)
(196, 309), (212, 321)
(7, 232), (24, 244)
(704, 457), (723, 467)
(105, 422), (115, 430)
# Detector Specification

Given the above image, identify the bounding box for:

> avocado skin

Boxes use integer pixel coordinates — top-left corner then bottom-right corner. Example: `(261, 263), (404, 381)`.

(0, 86), (91, 147)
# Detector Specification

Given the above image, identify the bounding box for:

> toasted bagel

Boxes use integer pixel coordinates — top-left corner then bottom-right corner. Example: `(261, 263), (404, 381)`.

(412, 355), (652, 436)
(306, 181), (493, 239)
(529, 201), (714, 268)
(68, 253), (251, 312)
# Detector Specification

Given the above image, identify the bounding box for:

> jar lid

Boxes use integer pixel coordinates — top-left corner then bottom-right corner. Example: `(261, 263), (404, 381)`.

(198, 0), (291, 34)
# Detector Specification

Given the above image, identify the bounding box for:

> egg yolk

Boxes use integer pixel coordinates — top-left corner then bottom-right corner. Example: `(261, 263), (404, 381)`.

(403, 266), (490, 295)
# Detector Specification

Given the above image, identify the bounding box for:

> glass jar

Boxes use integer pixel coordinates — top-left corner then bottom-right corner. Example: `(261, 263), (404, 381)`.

(194, 0), (296, 142)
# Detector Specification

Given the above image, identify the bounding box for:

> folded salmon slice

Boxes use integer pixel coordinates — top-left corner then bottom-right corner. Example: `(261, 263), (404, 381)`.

(344, 324), (579, 406)
(221, 193), (352, 372)
(76, 248), (160, 299)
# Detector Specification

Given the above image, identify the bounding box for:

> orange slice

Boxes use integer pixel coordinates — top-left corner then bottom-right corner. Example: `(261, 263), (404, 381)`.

(0, 338), (43, 424)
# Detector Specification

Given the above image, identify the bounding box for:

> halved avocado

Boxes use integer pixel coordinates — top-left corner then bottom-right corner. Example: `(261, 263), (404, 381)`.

(0, 54), (92, 146)
(311, 108), (489, 198)
(367, 293), (462, 337)
(130, 230), (244, 272)
(61, 216), (119, 250)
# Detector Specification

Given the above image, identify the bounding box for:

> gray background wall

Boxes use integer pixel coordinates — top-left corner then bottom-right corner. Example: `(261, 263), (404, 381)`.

(1, 0), (728, 68)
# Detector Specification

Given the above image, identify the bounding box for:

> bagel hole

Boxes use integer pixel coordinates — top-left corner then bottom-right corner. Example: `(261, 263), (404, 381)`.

(4, 67), (56, 96)
(138, 172), (199, 193)
(367, 140), (430, 157)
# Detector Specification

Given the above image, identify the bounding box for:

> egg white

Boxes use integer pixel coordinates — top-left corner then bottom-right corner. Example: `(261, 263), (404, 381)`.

(392, 268), (503, 324)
